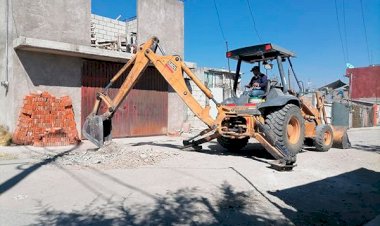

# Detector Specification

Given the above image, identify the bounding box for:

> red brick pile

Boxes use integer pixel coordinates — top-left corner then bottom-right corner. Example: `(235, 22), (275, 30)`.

(13, 92), (80, 146)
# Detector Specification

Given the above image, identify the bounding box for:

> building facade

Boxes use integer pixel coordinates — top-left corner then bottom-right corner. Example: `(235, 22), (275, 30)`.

(0, 0), (186, 138)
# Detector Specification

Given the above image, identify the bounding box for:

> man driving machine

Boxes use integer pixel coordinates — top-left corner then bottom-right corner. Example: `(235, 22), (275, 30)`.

(245, 66), (268, 97)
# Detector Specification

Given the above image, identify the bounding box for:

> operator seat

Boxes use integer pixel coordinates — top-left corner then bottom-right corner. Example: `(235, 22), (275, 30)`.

(258, 79), (271, 99)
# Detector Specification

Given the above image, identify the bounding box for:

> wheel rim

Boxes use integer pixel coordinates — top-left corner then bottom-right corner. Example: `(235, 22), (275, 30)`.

(323, 129), (332, 145)
(287, 116), (301, 144)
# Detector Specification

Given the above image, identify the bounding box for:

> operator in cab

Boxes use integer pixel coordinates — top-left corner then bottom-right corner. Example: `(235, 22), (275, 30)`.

(245, 66), (268, 97)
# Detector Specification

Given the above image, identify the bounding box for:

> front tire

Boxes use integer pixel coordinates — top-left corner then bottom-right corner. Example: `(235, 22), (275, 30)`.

(314, 124), (333, 152)
(264, 104), (305, 157)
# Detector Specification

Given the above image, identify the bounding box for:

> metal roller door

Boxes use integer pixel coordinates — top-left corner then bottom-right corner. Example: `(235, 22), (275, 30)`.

(81, 60), (168, 137)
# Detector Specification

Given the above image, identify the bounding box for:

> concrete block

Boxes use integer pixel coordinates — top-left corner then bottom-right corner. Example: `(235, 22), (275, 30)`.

(98, 20), (106, 26)
(101, 35), (109, 40)
(115, 25), (124, 31)
(105, 31), (114, 36)
(104, 26), (113, 32)
(97, 25), (104, 30)
(94, 14), (103, 21)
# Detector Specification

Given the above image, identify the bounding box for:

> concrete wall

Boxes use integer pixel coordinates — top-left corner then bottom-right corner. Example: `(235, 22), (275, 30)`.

(0, 0), (91, 134)
(91, 14), (126, 43)
(13, 51), (83, 134)
(12, 0), (91, 45)
(137, 0), (185, 134)
(187, 67), (236, 131)
(0, 0), (14, 130)
(137, 0), (184, 57)
(186, 69), (207, 130)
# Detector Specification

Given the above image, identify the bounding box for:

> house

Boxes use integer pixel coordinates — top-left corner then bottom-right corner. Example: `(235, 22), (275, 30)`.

(0, 0), (185, 139)
(0, 0), (237, 141)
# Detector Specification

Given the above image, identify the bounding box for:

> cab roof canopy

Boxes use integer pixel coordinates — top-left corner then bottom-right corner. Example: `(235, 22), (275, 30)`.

(226, 43), (296, 63)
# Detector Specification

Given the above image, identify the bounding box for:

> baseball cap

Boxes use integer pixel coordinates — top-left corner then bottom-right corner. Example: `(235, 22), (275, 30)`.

(250, 66), (260, 72)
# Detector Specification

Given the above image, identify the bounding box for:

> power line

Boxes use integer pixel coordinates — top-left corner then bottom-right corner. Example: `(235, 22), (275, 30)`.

(360, 0), (372, 65)
(212, 0), (231, 72)
(334, 0), (348, 64)
(342, 0), (349, 62)
(213, 0), (226, 42)
(245, 0), (263, 42)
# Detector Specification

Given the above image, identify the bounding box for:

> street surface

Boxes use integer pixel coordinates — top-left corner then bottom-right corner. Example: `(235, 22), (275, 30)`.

(0, 127), (379, 225)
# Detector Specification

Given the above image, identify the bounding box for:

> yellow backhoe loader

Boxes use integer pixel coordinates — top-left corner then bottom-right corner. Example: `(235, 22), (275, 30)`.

(82, 37), (331, 170)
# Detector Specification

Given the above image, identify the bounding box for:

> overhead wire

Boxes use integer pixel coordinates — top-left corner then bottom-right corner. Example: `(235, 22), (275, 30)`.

(212, 0), (231, 71)
(245, 0), (263, 43)
(334, 0), (348, 64)
(359, 0), (372, 65)
(342, 0), (349, 62)
(213, 0), (227, 42)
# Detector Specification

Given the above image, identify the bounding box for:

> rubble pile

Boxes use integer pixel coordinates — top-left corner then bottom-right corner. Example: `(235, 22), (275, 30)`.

(54, 142), (179, 169)
(12, 92), (80, 146)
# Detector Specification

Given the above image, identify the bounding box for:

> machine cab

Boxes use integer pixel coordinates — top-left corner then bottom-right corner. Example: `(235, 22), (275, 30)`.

(225, 43), (300, 107)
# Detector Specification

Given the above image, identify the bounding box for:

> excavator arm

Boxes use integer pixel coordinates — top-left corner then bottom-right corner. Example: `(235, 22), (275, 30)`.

(83, 37), (222, 147)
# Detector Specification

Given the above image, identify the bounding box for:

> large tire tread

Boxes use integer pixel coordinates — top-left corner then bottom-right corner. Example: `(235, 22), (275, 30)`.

(314, 124), (333, 152)
(264, 104), (305, 156)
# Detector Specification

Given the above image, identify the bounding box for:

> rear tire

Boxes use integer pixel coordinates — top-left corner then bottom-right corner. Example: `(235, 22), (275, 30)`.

(264, 104), (305, 157)
(217, 136), (249, 151)
(314, 124), (333, 152)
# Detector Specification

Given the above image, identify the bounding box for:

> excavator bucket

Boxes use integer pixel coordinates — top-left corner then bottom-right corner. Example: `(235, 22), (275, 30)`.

(332, 126), (351, 149)
(82, 115), (112, 148)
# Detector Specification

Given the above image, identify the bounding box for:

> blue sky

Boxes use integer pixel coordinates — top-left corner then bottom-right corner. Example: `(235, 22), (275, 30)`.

(92, 0), (380, 88)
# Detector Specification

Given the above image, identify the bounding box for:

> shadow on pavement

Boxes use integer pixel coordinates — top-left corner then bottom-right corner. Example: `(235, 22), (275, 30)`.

(131, 140), (275, 161)
(32, 181), (288, 226)
(131, 141), (183, 150)
(269, 167), (380, 226)
(0, 144), (81, 195)
(351, 144), (380, 153)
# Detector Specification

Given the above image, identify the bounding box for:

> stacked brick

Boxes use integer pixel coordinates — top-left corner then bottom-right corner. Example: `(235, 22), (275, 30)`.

(13, 92), (80, 146)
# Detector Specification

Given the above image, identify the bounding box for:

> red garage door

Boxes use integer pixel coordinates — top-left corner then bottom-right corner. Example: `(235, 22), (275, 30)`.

(81, 60), (168, 137)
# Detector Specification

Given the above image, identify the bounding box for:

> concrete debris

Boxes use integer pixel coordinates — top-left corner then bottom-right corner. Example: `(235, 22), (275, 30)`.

(52, 142), (179, 169)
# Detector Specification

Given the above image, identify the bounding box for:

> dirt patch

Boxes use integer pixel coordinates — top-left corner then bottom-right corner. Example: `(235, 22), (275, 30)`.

(52, 142), (180, 169)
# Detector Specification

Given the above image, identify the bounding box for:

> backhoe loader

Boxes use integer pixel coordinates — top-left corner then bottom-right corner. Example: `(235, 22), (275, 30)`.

(224, 43), (349, 153)
(83, 37), (307, 169)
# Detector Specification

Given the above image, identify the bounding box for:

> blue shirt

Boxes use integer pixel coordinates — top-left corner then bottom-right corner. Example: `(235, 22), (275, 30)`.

(249, 73), (268, 91)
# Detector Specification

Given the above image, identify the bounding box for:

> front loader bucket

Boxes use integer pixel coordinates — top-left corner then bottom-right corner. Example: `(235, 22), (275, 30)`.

(82, 115), (112, 148)
(332, 126), (351, 149)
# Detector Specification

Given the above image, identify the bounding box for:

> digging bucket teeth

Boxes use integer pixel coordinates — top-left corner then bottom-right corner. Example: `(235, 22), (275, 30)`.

(82, 115), (112, 148)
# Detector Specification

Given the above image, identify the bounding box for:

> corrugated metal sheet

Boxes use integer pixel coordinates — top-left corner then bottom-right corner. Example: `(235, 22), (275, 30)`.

(82, 60), (168, 138)
(331, 102), (350, 127)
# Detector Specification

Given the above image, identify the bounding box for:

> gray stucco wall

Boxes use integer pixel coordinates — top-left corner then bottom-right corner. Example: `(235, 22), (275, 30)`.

(0, 0), (15, 130)
(12, 0), (91, 45)
(0, 0), (90, 135)
(137, 0), (184, 57)
(137, 0), (185, 134)
(13, 51), (83, 134)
